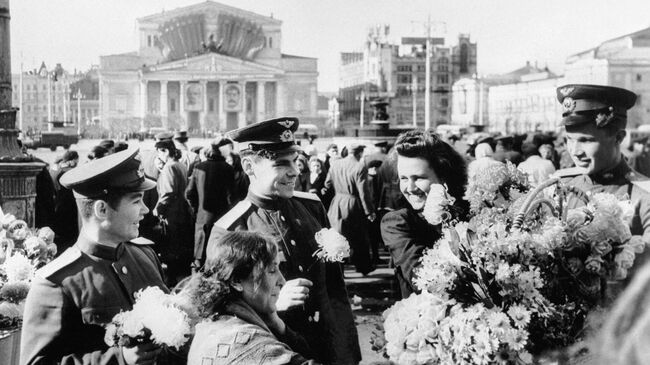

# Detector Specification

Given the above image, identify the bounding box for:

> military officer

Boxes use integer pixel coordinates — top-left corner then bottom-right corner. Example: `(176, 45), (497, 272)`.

(208, 117), (361, 365)
(554, 84), (650, 289)
(21, 149), (171, 365)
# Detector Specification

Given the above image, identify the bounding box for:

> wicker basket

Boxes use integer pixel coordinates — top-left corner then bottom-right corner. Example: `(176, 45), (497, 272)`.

(0, 328), (21, 365)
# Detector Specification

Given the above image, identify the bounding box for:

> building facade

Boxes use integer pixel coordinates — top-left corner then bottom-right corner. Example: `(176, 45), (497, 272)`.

(563, 27), (650, 130)
(338, 27), (476, 128)
(11, 63), (78, 133)
(99, 1), (318, 133)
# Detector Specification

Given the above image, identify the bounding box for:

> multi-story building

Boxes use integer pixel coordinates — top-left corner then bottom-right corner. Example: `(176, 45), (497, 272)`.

(338, 27), (476, 128)
(69, 66), (100, 129)
(563, 27), (650, 129)
(11, 62), (77, 133)
(458, 27), (650, 134)
(99, 1), (319, 133)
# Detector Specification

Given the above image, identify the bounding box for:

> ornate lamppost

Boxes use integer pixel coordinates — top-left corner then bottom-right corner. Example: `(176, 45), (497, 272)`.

(0, 0), (45, 227)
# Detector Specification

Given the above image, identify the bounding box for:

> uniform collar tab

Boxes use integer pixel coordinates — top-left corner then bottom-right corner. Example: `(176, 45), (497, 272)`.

(75, 234), (122, 261)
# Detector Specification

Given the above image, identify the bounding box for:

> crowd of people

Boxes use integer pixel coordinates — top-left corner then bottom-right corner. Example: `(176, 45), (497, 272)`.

(16, 83), (650, 365)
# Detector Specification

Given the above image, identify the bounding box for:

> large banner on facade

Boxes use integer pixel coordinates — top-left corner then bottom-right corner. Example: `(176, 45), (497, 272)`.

(185, 83), (203, 111)
(223, 83), (242, 112)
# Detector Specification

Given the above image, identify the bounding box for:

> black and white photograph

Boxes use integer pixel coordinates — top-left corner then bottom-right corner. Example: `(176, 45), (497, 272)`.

(2, 0), (650, 364)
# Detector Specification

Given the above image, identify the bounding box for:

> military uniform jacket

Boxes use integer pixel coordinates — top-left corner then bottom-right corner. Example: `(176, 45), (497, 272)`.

(20, 235), (168, 365)
(556, 159), (650, 282)
(380, 207), (441, 298)
(208, 191), (361, 365)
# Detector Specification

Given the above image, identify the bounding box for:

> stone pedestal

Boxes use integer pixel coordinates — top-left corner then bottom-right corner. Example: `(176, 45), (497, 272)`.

(0, 162), (44, 227)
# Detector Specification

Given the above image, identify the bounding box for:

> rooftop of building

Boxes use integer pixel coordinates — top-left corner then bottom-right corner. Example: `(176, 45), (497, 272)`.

(567, 26), (650, 61)
(137, 1), (281, 25)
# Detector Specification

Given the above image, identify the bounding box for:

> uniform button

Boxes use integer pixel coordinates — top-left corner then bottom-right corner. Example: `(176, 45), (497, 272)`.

(121, 267), (128, 275)
(298, 265), (304, 272)
(280, 215), (286, 222)
(133, 292), (138, 299)
(290, 239), (296, 246)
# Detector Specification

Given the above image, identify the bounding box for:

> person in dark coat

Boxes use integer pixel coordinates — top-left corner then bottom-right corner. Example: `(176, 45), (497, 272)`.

(208, 117), (361, 365)
(21, 149), (172, 365)
(381, 130), (468, 298)
(324, 143), (376, 275)
(293, 154), (310, 192)
(323, 143), (339, 174)
(50, 151), (80, 252)
(154, 139), (194, 286)
(306, 156), (329, 208)
(185, 141), (235, 270)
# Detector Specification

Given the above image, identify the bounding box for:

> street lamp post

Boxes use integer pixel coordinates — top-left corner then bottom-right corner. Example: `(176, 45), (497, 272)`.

(73, 89), (84, 136)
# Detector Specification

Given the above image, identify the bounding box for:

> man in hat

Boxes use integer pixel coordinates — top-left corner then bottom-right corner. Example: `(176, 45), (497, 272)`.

(173, 130), (199, 176)
(325, 142), (376, 275)
(554, 84), (650, 289)
(208, 117), (361, 365)
(21, 149), (172, 365)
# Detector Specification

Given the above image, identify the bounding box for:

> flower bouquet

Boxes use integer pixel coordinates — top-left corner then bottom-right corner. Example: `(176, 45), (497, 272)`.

(379, 163), (645, 364)
(104, 286), (192, 350)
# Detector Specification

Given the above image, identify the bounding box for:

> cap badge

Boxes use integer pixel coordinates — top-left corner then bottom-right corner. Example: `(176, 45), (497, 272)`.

(559, 87), (574, 96)
(280, 130), (294, 142)
(278, 120), (295, 129)
(563, 97), (576, 113)
(134, 154), (142, 162)
(137, 166), (145, 179)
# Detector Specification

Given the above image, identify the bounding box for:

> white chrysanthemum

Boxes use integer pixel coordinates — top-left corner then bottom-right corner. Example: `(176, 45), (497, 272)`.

(1, 213), (16, 229)
(4, 253), (34, 282)
(314, 228), (350, 262)
(37, 227), (56, 245)
(119, 311), (145, 338)
(507, 304), (531, 329)
(144, 305), (190, 349)
(132, 286), (169, 313)
(24, 236), (47, 257)
(422, 184), (454, 226)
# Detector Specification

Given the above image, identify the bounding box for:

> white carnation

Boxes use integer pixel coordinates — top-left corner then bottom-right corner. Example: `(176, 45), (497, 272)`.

(4, 253), (34, 282)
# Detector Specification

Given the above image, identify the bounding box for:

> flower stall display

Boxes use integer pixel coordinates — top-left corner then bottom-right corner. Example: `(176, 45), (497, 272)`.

(104, 286), (192, 351)
(0, 212), (57, 331)
(379, 163), (646, 364)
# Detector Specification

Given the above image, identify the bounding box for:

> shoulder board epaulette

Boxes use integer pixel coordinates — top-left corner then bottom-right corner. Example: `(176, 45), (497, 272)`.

(627, 170), (648, 182)
(632, 180), (650, 194)
(215, 200), (252, 230)
(36, 247), (82, 279)
(292, 191), (321, 202)
(130, 237), (155, 245)
(551, 167), (586, 179)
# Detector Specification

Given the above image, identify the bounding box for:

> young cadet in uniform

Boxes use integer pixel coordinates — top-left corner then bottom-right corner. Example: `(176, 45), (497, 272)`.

(554, 84), (650, 288)
(208, 117), (361, 365)
(21, 149), (170, 365)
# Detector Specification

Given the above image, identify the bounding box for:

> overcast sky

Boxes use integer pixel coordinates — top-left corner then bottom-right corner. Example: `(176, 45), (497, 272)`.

(9, 0), (650, 92)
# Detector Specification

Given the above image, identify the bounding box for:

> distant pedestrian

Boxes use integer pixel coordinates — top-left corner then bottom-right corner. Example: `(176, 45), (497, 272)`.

(468, 143), (503, 180)
(517, 142), (556, 186)
(325, 142), (376, 275)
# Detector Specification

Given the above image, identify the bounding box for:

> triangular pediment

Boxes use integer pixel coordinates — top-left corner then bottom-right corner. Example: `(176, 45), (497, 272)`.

(138, 1), (281, 27)
(145, 53), (284, 76)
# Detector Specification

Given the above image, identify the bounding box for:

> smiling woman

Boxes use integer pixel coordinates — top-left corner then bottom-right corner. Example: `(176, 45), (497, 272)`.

(183, 231), (316, 365)
(380, 129), (469, 298)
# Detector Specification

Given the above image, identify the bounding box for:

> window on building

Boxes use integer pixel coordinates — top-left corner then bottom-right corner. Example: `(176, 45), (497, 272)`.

(440, 98), (448, 107)
(397, 65), (411, 72)
(418, 65), (425, 72)
(147, 35), (152, 47)
(398, 74), (412, 84)
(637, 74), (643, 82)
(115, 96), (127, 113)
(170, 98), (176, 112)
(437, 74), (449, 84)
(269, 37), (273, 48)
(460, 43), (469, 73)
(209, 98), (215, 112)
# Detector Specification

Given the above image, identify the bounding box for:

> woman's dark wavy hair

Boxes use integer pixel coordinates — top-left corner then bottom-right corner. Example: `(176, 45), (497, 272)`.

(184, 231), (278, 317)
(394, 129), (469, 218)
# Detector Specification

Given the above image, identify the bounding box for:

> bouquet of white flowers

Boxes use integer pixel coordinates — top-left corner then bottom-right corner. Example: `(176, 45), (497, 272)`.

(104, 286), (191, 350)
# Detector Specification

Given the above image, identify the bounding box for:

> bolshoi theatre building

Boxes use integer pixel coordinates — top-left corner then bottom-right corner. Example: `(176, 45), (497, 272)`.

(98, 1), (318, 133)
